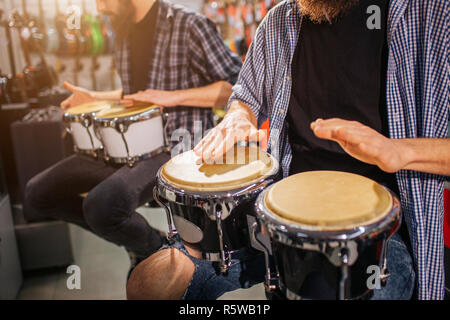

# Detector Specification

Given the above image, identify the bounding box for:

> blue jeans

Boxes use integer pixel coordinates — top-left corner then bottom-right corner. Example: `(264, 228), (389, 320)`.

(167, 233), (415, 300)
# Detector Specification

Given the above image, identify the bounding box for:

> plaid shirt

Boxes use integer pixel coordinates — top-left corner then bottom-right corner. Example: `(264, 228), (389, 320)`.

(116, 0), (242, 148)
(229, 0), (449, 300)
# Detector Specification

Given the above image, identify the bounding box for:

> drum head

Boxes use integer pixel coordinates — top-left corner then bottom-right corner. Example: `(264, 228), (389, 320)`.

(161, 146), (278, 192)
(67, 101), (115, 115)
(95, 104), (158, 119)
(264, 171), (393, 230)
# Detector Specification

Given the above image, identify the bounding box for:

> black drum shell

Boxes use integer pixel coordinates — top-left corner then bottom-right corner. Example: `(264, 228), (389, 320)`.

(169, 200), (255, 253)
(272, 234), (386, 300)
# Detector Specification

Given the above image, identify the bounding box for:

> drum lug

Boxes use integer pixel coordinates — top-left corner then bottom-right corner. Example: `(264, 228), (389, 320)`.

(380, 270), (390, 285)
(219, 252), (232, 274)
(265, 276), (279, 293)
(127, 158), (135, 167)
(153, 187), (178, 243)
(250, 221), (279, 292)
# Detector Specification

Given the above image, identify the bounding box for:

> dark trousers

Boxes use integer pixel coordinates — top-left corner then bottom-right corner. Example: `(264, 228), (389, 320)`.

(24, 152), (171, 258)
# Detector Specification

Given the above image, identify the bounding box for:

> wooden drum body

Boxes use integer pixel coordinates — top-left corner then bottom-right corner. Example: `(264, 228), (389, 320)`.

(155, 146), (279, 273)
(253, 171), (401, 300)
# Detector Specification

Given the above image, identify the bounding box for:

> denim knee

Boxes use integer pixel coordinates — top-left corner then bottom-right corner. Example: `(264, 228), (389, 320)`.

(23, 175), (50, 222)
(82, 180), (133, 233)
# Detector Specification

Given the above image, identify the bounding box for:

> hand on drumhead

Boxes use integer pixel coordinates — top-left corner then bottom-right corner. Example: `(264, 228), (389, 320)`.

(123, 89), (181, 108)
(311, 118), (404, 173)
(194, 108), (266, 164)
(60, 81), (96, 111)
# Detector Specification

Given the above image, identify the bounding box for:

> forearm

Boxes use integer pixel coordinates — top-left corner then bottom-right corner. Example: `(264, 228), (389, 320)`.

(397, 138), (450, 175)
(175, 81), (233, 108)
(91, 89), (123, 101)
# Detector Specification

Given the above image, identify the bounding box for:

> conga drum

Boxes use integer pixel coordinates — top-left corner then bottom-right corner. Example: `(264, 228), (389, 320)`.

(154, 146), (279, 273)
(93, 104), (166, 166)
(63, 101), (114, 158)
(254, 171), (401, 300)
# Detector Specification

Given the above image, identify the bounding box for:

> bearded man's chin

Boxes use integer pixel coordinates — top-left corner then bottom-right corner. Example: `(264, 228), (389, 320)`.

(297, 0), (359, 24)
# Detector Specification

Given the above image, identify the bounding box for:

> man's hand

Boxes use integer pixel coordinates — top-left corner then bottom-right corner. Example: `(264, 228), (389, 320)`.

(193, 101), (266, 163)
(311, 118), (408, 173)
(122, 89), (181, 108)
(60, 82), (97, 111)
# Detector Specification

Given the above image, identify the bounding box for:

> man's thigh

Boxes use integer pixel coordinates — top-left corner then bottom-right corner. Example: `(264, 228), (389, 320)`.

(27, 154), (116, 201)
(87, 152), (171, 207)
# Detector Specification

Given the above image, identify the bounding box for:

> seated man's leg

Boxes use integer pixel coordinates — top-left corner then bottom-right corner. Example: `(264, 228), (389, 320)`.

(127, 248), (195, 300)
(83, 152), (171, 258)
(24, 154), (115, 228)
(127, 240), (266, 300)
(371, 233), (416, 300)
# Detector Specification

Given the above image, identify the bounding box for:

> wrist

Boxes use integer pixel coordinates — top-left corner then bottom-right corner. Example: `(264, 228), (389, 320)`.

(171, 90), (185, 106)
(227, 102), (255, 123)
(395, 139), (416, 170)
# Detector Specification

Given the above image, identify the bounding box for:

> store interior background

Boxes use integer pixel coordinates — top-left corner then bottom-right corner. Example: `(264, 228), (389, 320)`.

(0, 0), (448, 300)
(0, 0), (265, 300)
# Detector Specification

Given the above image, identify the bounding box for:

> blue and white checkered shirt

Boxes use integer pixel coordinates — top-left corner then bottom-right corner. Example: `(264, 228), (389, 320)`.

(116, 0), (242, 148)
(229, 0), (449, 300)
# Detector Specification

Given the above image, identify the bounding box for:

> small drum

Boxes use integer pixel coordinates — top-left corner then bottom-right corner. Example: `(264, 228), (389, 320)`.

(94, 104), (166, 166)
(154, 146), (279, 273)
(63, 101), (114, 157)
(253, 171), (401, 300)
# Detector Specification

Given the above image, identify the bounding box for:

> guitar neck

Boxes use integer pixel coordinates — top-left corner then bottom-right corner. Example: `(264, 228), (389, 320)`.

(0, 10), (17, 75)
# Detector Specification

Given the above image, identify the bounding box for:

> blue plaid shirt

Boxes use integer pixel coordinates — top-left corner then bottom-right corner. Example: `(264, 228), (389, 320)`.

(229, 0), (449, 300)
(116, 0), (242, 148)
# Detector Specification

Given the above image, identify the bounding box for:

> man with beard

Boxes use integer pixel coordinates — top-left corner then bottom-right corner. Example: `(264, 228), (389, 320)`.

(126, 0), (449, 300)
(24, 0), (241, 271)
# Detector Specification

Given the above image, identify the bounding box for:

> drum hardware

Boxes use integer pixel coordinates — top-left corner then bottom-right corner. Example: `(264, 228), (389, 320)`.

(216, 205), (232, 273)
(338, 248), (349, 300)
(153, 187), (178, 244)
(64, 113), (102, 159)
(250, 221), (279, 292)
(254, 172), (401, 300)
(154, 149), (279, 274)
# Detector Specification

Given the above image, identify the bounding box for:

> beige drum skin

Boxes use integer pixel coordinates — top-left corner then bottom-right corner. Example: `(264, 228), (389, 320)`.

(264, 171), (393, 231)
(161, 146), (278, 192)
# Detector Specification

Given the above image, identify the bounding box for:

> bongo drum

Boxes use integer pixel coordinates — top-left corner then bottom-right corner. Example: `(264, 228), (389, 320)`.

(93, 104), (166, 167)
(154, 146), (279, 273)
(253, 171), (401, 300)
(63, 101), (114, 158)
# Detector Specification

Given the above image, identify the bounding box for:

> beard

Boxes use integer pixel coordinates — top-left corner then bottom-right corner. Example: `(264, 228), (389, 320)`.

(297, 0), (359, 24)
(109, 3), (136, 43)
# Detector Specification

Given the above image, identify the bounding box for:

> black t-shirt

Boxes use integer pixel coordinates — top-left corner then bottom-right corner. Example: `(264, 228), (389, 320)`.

(287, 0), (398, 195)
(129, 2), (159, 93)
